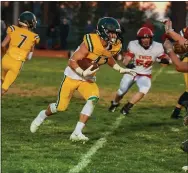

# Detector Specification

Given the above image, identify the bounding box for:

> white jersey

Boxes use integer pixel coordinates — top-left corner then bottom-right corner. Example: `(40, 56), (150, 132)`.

(127, 40), (165, 75)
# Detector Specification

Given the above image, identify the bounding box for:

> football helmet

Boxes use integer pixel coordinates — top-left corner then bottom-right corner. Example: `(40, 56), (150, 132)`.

(137, 27), (154, 49)
(96, 17), (122, 44)
(18, 11), (37, 29)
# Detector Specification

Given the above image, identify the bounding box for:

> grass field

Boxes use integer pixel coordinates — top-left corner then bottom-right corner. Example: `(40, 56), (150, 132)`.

(2, 57), (188, 173)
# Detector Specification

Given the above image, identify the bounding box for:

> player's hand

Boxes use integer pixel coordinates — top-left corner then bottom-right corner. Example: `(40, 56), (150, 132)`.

(82, 65), (99, 77)
(162, 19), (174, 34)
(164, 39), (173, 53)
(119, 67), (137, 76)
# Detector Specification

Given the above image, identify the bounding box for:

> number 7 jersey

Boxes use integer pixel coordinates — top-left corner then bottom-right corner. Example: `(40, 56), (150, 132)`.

(6, 25), (40, 61)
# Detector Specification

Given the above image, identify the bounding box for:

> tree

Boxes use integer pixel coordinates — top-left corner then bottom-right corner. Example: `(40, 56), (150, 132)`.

(166, 2), (187, 32)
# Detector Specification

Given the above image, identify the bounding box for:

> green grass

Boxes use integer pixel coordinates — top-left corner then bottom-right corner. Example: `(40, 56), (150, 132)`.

(2, 57), (188, 173)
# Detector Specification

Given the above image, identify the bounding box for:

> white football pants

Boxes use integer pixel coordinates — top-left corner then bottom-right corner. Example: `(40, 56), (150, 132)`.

(117, 74), (151, 96)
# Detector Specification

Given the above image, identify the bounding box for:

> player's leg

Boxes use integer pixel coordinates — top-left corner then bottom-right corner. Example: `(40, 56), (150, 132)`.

(109, 74), (134, 112)
(1, 68), (8, 95)
(30, 76), (78, 133)
(70, 81), (99, 141)
(171, 91), (188, 119)
(1, 55), (23, 96)
(121, 76), (151, 115)
(171, 73), (188, 119)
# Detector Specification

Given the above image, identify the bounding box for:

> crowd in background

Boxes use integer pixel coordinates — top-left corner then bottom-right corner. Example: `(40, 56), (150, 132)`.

(1, 1), (188, 50)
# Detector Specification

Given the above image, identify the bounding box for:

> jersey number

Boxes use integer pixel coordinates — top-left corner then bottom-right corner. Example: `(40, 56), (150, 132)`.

(136, 59), (153, 68)
(18, 35), (27, 48)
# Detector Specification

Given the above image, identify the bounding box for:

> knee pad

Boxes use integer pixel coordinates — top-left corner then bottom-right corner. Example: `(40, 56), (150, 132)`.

(81, 96), (99, 116)
(178, 92), (188, 105)
(50, 103), (57, 113)
(139, 87), (150, 95)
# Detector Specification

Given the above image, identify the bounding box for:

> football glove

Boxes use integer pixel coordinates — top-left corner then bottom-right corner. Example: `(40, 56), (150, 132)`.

(126, 63), (135, 69)
(75, 65), (99, 77)
(113, 64), (137, 76)
(160, 58), (170, 65)
(82, 65), (99, 77)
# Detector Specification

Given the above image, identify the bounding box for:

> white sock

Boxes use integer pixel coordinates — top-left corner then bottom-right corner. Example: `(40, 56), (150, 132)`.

(35, 110), (47, 126)
(74, 121), (85, 135)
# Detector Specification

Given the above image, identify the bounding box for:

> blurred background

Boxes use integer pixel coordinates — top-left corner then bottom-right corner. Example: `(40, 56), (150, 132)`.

(1, 1), (188, 51)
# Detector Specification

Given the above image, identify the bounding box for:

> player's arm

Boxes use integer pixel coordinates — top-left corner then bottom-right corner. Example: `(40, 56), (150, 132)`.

(122, 50), (135, 66)
(1, 34), (11, 55)
(157, 50), (170, 65)
(167, 31), (187, 47)
(164, 19), (187, 48)
(164, 39), (188, 72)
(167, 51), (188, 72)
(107, 55), (136, 76)
(68, 42), (99, 77)
(26, 46), (34, 60)
(123, 43), (135, 68)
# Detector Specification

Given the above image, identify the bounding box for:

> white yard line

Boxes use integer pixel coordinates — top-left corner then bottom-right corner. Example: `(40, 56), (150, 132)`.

(68, 67), (164, 173)
(68, 116), (124, 173)
(152, 66), (164, 82)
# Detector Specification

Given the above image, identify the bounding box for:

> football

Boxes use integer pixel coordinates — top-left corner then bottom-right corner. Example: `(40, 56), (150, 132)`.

(77, 58), (99, 71)
(173, 41), (186, 54)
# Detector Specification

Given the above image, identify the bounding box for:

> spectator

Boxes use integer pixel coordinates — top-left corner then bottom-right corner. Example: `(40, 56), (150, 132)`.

(59, 18), (69, 50)
(85, 20), (95, 33)
(1, 20), (6, 42)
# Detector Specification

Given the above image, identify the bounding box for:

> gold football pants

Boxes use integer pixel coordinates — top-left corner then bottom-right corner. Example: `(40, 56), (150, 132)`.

(56, 76), (100, 111)
(2, 54), (24, 91)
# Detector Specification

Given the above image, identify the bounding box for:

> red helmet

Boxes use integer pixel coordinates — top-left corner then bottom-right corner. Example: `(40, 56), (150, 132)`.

(137, 27), (154, 38)
(180, 27), (188, 39)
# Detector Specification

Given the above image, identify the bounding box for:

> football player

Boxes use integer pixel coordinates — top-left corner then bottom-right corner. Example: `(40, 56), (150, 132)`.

(163, 19), (188, 72)
(30, 17), (136, 142)
(1, 11), (40, 95)
(163, 21), (188, 118)
(109, 27), (169, 115)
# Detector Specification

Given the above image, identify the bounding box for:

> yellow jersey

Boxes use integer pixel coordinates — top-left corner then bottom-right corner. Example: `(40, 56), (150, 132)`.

(83, 33), (122, 65)
(6, 25), (40, 61)
(183, 57), (188, 91)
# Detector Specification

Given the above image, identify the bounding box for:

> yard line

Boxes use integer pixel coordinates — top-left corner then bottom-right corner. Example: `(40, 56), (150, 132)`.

(68, 115), (124, 173)
(68, 67), (164, 173)
(152, 66), (164, 82)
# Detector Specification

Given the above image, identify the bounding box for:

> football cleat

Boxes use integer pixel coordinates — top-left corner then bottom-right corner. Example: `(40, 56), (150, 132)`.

(30, 115), (44, 133)
(120, 102), (133, 115)
(120, 107), (129, 115)
(170, 114), (183, 119)
(108, 101), (120, 112)
(70, 133), (89, 142)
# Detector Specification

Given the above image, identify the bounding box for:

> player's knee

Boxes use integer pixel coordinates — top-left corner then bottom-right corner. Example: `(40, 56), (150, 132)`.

(178, 92), (188, 105)
(81, 96), (99, 116)
(139, 87), (150, 94)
